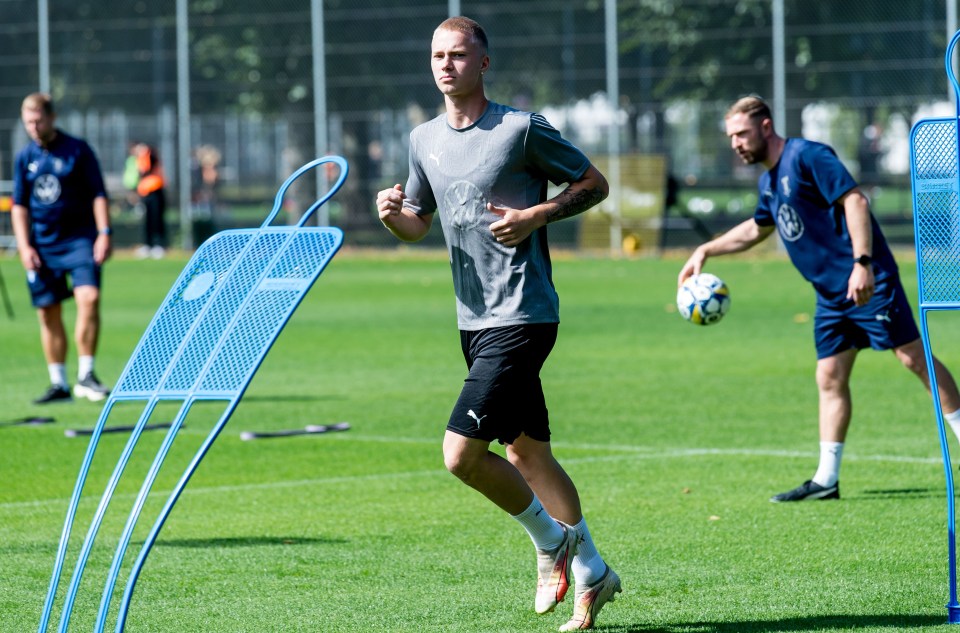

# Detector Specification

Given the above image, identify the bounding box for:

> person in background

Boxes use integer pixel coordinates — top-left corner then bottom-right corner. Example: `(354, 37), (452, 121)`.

(135, 143), (167, 259)
(122, 141), (141, 213)
(193, 144), (221, 221)
(11, 92), (112, 404)
(678, 95), (960, 502)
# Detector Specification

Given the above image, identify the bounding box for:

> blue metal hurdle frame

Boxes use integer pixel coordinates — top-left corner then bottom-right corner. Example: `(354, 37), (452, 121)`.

(911, 30), (960, 626)
(38, 156), (347, 632)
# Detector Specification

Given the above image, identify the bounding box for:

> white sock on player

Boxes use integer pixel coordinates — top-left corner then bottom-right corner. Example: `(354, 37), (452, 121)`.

(512, 496), (564, 552)
(48, 363), (68, 388)
(812, 441), (844, 488)
(569, 517), (606, 586)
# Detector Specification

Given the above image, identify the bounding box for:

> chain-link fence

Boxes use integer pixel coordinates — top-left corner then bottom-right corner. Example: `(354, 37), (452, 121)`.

(0, 0), (956, 251)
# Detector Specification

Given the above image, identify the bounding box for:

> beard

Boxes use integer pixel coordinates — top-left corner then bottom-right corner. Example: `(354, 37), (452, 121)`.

(737, 137), (768, 164)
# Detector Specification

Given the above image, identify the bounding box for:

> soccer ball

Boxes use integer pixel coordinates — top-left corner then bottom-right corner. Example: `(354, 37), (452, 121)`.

(677, 273), (731, 326)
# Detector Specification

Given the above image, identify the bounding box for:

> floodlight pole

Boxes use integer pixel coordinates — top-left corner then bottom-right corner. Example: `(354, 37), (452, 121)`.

(771, 0), (787, 255)
(176, 0), (193, 249)
(38, 0), (50, 93)
(771, 0), (786, 134)
(605, 0), (622, 255)
(312, 0), (330, 225)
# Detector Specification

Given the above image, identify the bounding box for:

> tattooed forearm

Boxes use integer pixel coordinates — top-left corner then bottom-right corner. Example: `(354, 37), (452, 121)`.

(545, 187), (606, 224)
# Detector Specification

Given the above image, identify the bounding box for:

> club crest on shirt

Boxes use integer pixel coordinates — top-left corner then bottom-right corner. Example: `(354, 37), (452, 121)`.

(776, 203), (804, 241)
(34, 174), (62, 204)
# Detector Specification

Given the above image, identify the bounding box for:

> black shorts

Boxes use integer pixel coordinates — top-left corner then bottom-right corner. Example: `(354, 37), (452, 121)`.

(447, 323), (558, 445)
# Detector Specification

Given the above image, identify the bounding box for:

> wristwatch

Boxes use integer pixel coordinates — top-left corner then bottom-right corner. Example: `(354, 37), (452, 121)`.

(98, 227), (113, 236)
(854, 254), (872, 266)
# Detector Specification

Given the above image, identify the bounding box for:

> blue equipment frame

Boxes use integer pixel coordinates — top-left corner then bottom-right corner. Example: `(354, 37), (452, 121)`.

(38, 156), (347, 632)
(910, 29), (960, 626)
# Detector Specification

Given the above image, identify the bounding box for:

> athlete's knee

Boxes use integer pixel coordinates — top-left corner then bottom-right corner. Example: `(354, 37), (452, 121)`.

(894, 341), (928, 377)
(443, 448), (467, 479)
(505, 452), (540, 481)
(36, 304), (62, 328)
(73, 285), (100, 308)
(901, 353), (928, 378)
(506, 440), (551, 472)
(816, 362), (850, 394)
(442, 435), (483, 482)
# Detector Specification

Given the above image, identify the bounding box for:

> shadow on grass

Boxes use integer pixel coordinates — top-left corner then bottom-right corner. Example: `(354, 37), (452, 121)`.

(156, 535), (348, 548)
(858, 487), (946, 500)
(604, 613), (946, 632)
(0, 536), (348, 555)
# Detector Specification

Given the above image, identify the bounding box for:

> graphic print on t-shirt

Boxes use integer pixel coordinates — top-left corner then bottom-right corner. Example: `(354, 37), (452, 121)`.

(444, 180), (487, 230)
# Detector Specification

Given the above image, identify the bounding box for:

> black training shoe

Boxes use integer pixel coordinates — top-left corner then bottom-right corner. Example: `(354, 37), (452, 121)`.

(770, 480), (839, 503)
(33, 384), (73, 405)
(74, 372), (111, 402)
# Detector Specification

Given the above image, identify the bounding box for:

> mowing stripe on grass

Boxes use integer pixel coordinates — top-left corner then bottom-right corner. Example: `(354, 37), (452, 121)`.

(0, 440), (944, 514)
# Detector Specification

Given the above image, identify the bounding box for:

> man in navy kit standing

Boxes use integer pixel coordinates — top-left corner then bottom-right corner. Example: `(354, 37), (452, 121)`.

(12, 93), (112, 404)
(376, 16), (620, 631)
(679, 95), (960, 502)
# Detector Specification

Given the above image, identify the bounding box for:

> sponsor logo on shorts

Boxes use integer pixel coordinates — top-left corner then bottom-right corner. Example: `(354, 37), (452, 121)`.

(466, 409), (487, 429)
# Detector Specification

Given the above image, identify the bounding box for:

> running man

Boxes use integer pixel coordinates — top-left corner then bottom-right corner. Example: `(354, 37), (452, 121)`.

(375, 16), (621, 631)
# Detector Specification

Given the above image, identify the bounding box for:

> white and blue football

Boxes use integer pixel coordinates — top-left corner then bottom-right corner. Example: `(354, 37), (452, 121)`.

(677, 273), (731, 326)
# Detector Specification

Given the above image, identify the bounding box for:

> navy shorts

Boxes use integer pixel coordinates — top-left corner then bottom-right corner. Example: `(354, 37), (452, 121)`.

(814, 277), (920, 359)
(27, 238), (101, 308)
(447, 323), (559, 445)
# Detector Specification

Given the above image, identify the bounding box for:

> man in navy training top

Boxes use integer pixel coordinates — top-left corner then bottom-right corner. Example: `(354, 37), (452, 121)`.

(679, 95), (960, 502)
(12, 92), (112, 404)
(376, 16), (620, 631)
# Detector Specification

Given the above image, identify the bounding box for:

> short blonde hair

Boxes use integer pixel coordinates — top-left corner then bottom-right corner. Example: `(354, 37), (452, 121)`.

(22, 92), (55, 116)
(725, 96), (771, 123)
(436, 16), (488, 53)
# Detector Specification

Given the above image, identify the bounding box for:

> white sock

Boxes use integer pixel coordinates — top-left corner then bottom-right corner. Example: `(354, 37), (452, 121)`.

(48, 363), (68, 388)
(944, 409), (960, 442)
(511, 497), (564, 552)
(78, 355), (94, 379)
(812, 441), (844, 488)
(569, 517), (606, 586)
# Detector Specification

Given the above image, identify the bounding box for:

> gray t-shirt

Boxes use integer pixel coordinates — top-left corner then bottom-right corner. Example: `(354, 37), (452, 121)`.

(403, 101), (591, 330)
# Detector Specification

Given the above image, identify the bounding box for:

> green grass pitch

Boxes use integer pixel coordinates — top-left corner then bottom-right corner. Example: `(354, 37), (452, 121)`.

(2, 250), (960, 632)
